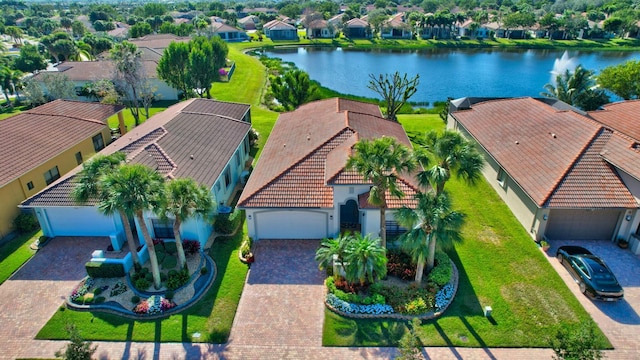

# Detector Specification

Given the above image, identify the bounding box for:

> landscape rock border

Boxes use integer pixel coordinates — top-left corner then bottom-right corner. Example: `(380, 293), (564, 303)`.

(325, 260), (459, 321)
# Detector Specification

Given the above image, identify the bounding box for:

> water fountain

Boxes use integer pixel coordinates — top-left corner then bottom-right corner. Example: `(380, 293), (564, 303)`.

(550, 51), (577, 84)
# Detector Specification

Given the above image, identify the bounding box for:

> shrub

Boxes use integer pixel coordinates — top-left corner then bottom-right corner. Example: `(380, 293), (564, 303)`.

(162, 256), (177, 269)
(426, 252), (452, 287)
(182, 239), (200, 255)
(160, 272), (168, 282)
(167, 268), (190, 290)
(70, 278), (94, 303)
(131, 295), (140, 304)
(164, 242), (177, 254)
(404, 298), (428, 315)
(144, 273), (153, 282)
(13, 212), (39, 233)
(85, 261), (126, 278)
(167, 269), (178, 277)
(110, 281), (127, 297)
(326, 277), (385, 305)
(135, 278), (150, 290)
(387, 250), (416, 281)
(93, 287), (103, 296)
(95, 296), (106, 304)
(214, 209), (241, 234)
(164, 290), (174, 301)
(155, 251), (166, 264)
(200, 266), (208, 275)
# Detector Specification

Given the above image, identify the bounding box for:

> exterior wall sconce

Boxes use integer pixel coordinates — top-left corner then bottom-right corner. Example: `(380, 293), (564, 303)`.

(329, 215), (333, 220)
(362, 212), (366, 217)
(626, 214), (632, 221)
(543, 214), (548, 221)
(247, 214), (252, 220)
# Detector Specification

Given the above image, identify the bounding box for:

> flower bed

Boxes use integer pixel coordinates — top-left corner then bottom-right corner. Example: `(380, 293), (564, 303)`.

(133, 295), (176, 315)
(325, 254), (459, 320)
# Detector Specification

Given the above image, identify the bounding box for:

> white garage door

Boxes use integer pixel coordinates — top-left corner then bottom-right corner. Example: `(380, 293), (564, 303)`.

(545, 209), (621, 240)
(255, 210), (328, 239)
(45, 207), (117, 237)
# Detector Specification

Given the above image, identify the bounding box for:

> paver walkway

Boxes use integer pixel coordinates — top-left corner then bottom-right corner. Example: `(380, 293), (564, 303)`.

(1, 237), (638, 359)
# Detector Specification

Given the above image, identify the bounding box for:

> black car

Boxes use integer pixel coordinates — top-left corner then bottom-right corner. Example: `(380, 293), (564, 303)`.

(556, 246), (624, 301)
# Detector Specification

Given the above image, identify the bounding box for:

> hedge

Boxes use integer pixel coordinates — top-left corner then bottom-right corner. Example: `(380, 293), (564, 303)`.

(85, 261), (126, 278)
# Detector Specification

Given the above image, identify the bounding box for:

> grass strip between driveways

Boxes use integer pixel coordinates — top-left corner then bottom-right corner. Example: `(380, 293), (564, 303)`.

(36, 229), (247, 343)
(0, 230), (39, 285)
(322, 114), (611, 349)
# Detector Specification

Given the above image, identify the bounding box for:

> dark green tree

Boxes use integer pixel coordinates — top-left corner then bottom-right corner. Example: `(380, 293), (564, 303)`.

(157, 41), (192, 97)
(598, 60), (640, 100)
(13, 44), (47, 73)
(270, 69), (318, 110)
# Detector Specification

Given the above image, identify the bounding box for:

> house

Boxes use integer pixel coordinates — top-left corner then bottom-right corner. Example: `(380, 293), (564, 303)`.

(238, 15), (259, 30)
(238, 98), (421, 241)
(31, 60), (180, 101)
(344, 18), (371, 39)
(128, 34), (191, 52)
(210, 22), (249, 42)
(0, 100), (124, 239)
(447, 97), (640, 250)
(22, 99), (253, 266)
(306, 19), (335, 39)
(328, 13), (345, 28)
(380, 13), (413, 39)
(263, 20), (299, 40)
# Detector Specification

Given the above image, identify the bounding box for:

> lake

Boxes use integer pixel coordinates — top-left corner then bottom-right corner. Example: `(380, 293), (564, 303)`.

(264, 47), (640, 104)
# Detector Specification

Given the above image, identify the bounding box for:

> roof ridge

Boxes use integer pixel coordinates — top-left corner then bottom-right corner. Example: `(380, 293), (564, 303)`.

(542, 126), (605, 206)
(239, 128), (351, 207)
(126, 127), (169, 161)
(22, 112), (108, 126)
(148, 142), (178, 177)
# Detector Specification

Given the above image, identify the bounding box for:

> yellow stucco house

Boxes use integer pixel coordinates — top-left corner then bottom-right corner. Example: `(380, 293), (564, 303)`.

(0, 100), (124, 239)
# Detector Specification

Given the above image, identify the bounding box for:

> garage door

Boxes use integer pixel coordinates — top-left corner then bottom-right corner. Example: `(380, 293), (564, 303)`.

(545, 209), (621, 240)
(255, 210), (328, 239)
(44, 207), (117, 237)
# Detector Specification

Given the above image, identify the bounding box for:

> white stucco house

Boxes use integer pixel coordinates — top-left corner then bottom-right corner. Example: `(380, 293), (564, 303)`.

(22, 99), (253, 269)
(238, 98), (421, 242)
(447, 97), (640, 253)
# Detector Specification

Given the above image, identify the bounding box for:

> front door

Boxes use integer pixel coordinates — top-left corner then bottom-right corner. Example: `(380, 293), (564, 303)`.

(340, 199), (360, 232)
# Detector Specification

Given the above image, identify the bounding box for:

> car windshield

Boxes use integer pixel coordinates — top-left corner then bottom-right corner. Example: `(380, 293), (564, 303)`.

(583, 258), (617, 285)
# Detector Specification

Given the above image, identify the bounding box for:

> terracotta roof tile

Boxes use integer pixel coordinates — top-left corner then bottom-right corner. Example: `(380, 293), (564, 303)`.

(588, 100), (640, 141)
(239, 98), (420, 209)
(357, 180), (419, 209)
(453, 97), (601, 206)
(0, 100), (124, 187)
(546, 130), (636, 208)
(33, 60), (161, 81)
(602, 132), (640, 181)
(22, 99), (251, 207)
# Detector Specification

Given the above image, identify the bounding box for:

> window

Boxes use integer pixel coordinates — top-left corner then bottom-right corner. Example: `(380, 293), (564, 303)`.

(27, 181), (34, 190)
(44, 166), (60, 185)
(235, 152), (240, 168)
(386, 221), (407, 238)
(75, 151), (83, 165)
(244, 137), (250, 154)
(224, 168), (231, 189)
(92, 133), (105, 152)
(152, 218), (175, 239)
(496, 168), (506, 187)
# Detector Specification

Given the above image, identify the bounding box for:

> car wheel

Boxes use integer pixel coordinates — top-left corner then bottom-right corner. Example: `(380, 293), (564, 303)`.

(556, 253), (563, 264)
(579, 282), (587, 294)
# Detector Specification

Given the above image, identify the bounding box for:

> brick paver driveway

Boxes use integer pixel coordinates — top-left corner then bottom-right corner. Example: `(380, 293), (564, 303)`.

(545, 239), (640, 358)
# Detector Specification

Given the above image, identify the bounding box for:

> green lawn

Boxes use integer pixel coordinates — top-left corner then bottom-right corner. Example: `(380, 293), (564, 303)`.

(106, 100), (179, 130)
(36, 228), (248, 343)
(322, 114), (610, 349)
(0, 230), (40, 285)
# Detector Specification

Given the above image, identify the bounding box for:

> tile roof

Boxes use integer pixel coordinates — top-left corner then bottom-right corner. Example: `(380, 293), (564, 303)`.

(0, 100), (124, 188)
(264, 20), (296, 30)
(33, 60), (161, 81)
(588, 100), (640, 141)
(307, 19), (328, 29)
(453, 97), (635, 208)
(238, 98), (420, 209)
(211, 22), (245, 33)
(358, 179), (419, 209)
(22, 99), (251, 207)
(128, 34), (190, 49)
(346, 18), (369, 28)
(601, 132), (640, 182)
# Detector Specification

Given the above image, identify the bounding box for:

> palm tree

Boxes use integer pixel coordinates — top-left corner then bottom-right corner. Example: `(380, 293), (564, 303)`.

(101, 164), (165, 289)
(158, 178), (213, 269)
(344, 232), (387, 286)
(416, 130), (484, 196)
(395, 191), (463, 282)
(346, 136), (417, 248)
(541, 65), (609, 110)
(72, 152), (140, 266)
(315, 233), (352, 278)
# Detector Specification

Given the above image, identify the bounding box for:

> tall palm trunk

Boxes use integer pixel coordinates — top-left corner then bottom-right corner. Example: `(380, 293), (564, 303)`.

(379, 206), (387, 248)
(119, 211), (139, 266)
(426, 233), (437, 272)
(136, 211), (161, 289)
(172, 218), (187, 269)
(415, 255), (426, 283)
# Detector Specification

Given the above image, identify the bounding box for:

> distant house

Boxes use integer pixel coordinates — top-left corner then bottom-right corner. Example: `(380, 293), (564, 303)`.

(32, 60), (180, 101)
(306, 19), (335, 39)
(380, 13), (412, 39)
(22, 99), (253, 268)
(210, 22), (249, 42)
(344, 18), (371, 39)
(263, 20), (299, 40)
(128, 34), (191, 52)
(238, 15), (259, 30)
(448, 97), (640, 250)
(328, 13), (345, 28)
(238, 98), (421, 241)
(108, 22), (129, 39)
(0, 100), (124, 239)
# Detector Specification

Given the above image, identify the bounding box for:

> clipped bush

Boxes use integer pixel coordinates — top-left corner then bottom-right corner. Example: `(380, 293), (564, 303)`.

(200, 267), (208, 275)
(160, 272), (168, 282)
(93, 287), (103, 296)
(164, 290), (174, 301)
(326, 277), (386, 305)
(164, 242), (177, 254)
(167, 269), (178, 277)
(404, 297), (428, 315)
(167, 269), (189, 290)
(426, 252), (452, 287)
(156, 251), (166, 264)
(135, 278), (150, 291)
(13, 212), (39, 233)
(214, 209), (242, 234)
(95, 296), (106, 304)
(85, 261), (125, 278)
(131, 295), (140, 304)
(162, 256), (177, 269)
(144, 273), (153, 282)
